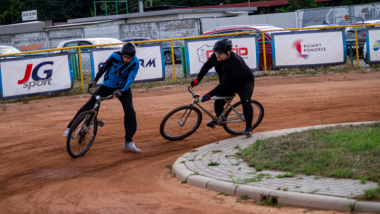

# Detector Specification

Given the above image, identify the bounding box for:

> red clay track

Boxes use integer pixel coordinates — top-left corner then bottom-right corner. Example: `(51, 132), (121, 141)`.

(0, 71), (379, 214)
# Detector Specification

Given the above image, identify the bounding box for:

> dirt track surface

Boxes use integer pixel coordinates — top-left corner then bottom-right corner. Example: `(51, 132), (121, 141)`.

(1, 71), (380, 214)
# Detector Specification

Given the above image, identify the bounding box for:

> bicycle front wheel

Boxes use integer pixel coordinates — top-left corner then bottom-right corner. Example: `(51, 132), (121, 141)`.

(223, 100), (264, 135)
(66, 111), (98, 158)
(160, 106), (202, 141)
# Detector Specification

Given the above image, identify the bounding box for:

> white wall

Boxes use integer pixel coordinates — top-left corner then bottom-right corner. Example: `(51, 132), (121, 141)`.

(201, 12), (296, 33)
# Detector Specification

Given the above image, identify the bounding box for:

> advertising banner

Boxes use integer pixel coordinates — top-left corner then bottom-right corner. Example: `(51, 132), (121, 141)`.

(91, 44), (165, 84)
(366, 27), (380, 63)
(185, 35), (259, 77)
(0, 53), (73, 100)
(272, 29), (346, 68)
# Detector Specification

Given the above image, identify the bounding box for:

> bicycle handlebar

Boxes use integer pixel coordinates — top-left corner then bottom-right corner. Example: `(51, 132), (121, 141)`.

(88, 86), (115, 101)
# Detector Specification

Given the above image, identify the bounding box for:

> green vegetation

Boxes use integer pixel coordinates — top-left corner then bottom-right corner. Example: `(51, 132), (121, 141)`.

(207, 161), (220, 166)
(355, 186), (380, 200)
(240, 123), (380, 182)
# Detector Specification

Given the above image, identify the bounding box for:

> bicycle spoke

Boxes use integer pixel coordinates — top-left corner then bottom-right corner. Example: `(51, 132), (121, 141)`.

(161, 106), (201, 140)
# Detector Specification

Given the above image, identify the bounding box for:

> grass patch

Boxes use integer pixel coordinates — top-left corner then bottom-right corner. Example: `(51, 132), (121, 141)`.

(239, 123), (380, 183)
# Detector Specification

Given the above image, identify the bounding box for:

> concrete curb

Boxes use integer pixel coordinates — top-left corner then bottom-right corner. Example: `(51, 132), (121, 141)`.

(173, 121), (380, 213)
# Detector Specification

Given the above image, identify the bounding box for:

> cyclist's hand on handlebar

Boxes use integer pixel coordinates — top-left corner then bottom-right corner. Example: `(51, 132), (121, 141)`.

(201, 93), (211, 102)
(113, 89), (122, 97)
(190, 77), (200, 87)
(88, 80), (97, 88)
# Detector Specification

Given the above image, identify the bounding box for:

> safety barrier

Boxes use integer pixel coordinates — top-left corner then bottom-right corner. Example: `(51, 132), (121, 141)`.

(0, 23), (379, 100)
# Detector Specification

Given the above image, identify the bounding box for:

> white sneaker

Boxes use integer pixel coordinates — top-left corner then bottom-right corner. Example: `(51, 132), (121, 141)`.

(63, 128), (70, 138)
(123, 141), (141, 153)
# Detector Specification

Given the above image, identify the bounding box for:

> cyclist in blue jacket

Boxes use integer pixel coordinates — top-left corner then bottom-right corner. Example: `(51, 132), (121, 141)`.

(64, 42), (141, 153)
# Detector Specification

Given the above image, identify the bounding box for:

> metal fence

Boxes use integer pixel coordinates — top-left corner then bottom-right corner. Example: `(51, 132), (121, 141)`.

(296, 3), (380, 28)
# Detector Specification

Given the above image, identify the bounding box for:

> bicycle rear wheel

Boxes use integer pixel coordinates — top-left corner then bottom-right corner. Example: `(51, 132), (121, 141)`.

(66, 111), (98, 158)
(160, 105), (202, 141)
(223, 100), (264, 135)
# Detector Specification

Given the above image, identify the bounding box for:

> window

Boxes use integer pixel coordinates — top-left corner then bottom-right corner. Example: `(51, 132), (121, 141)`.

(79, 41), (92, 52)
(62, 42), (79, 52)
(210, 30), (242, 35)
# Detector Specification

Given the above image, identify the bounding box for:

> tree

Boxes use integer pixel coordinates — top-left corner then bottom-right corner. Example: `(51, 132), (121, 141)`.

(286, 0), (317, 12)
(0, 0), (25, 25)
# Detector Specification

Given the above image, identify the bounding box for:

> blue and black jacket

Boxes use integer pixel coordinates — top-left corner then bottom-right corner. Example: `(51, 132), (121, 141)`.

(94, 51), (139, 92)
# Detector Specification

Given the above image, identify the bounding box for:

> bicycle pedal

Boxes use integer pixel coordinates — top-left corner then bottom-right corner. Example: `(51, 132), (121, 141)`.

(98, 120), (105, 127)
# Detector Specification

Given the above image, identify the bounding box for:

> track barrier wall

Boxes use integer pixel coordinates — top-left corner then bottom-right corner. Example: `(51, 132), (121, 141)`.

(0, 24), (379, 100)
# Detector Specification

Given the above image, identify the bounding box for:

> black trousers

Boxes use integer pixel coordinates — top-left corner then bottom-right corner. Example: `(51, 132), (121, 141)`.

(214, 81), (254, 129)
(68, 85), (137, 142)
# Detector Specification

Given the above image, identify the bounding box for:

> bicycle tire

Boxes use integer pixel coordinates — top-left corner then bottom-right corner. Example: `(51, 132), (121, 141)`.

(223, 100), (264, 135)
(160, 105), (202, 141)
(66, 111), (98, 158)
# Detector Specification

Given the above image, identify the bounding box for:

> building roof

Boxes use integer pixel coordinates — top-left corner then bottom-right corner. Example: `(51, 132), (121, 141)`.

(67, 7), (257, 24)
(181, 0), (332, 9)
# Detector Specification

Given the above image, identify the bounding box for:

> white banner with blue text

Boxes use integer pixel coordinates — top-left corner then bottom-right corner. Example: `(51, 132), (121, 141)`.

(272, 29), (346, 68)
(0, 53), (73, 100)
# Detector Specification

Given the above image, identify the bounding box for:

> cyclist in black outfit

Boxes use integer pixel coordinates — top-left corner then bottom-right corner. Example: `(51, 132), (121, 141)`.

(191, 39), (255, 136)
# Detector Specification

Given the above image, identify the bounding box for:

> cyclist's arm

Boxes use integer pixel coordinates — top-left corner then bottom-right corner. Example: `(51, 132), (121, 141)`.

(197, 53), (216, 81)
(94, 52), (118, 82)
(121, 59), (139, 92)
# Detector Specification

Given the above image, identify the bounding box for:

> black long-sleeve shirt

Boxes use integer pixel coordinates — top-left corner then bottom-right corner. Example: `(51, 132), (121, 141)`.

(197, 52), (255, 96)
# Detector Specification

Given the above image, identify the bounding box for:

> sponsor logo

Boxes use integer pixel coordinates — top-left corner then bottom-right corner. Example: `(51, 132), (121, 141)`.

(293, 40), (328, 59)
(17, 61), (54, 90)
(139, 58), (156, 68)
(373, 40), (380, 51)
(292, 40), (309, 59)
(197, 44), (250, 63)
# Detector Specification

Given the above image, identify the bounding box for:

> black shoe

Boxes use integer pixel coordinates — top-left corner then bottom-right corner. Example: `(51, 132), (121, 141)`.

(206, 120), (215, 129)
(242, 127), (252, 137)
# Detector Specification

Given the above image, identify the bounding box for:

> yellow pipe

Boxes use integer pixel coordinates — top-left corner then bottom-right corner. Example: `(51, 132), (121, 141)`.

(262, 33), (267, 74)
(78, 48), (85, 92)
(171, 40), (176, 81)
(354, 26), (360, 68)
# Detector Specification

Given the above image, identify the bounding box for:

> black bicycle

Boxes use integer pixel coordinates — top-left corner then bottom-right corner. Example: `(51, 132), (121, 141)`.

(160, 86), (264, 141)
(66, 87), (114, 158)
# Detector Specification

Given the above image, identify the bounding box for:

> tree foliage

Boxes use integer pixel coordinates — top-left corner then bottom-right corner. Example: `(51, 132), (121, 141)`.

(0, 0), (380, 25)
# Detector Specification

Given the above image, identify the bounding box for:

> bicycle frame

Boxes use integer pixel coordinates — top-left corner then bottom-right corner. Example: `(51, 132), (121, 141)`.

(73, 87), (115, 137)
(187, 86), (245, 125)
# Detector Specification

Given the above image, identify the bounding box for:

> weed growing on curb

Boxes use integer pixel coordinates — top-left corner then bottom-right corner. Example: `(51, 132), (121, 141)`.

(181, 180), (187, 184)
(212, 150), (222, 153)
(308, 189), (319, 194)
(276, 172), (295, 178)
(190, 149), (198, 152)
(194, 170), (199, 175)
(166, 165), (172, 171)
(283, 187), (288, 191)
(355, 186), (380, 200)
(295, 185), (302, 188)
(314, 176), (325, 180)
(208, 161), (220, 166)
(257, 197), (278, 206)
(349, 202), (355, 213)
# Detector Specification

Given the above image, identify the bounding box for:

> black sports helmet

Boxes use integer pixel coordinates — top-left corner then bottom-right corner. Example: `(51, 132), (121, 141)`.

(121, 42), (136, 58)
(213, 39), (232, 53)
